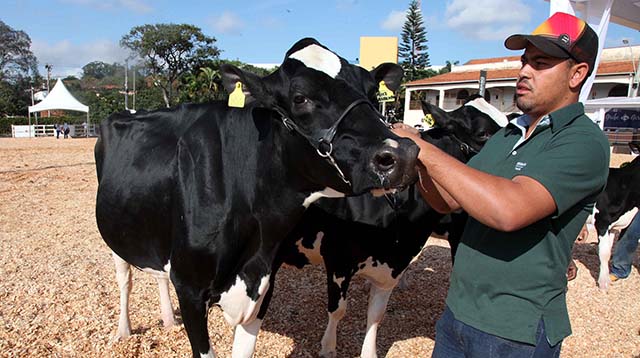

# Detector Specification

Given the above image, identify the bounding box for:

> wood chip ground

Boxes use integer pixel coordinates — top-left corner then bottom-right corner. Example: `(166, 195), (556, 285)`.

(0, 138), (638, 357)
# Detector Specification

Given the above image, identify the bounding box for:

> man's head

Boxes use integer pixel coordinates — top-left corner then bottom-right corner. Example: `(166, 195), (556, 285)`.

(505, 12), (598, 117)
(505, 12), (598, 76)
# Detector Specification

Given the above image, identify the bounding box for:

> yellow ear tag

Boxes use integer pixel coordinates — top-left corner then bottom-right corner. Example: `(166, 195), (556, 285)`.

(228, 82), (245, 108)
(422, 113), (435, 127)
(376, 81), (395, 103)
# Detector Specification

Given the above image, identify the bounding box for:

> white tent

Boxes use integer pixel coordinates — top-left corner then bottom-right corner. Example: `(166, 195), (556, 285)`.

(27, 79), (90, 136)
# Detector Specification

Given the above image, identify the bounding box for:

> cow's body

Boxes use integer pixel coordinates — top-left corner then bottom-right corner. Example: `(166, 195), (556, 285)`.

(256, 97), (507, 358)
(592, 156), (640, 290)
(95, 38), (419, 357)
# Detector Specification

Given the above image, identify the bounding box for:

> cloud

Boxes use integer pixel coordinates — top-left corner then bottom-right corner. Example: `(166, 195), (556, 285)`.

(31, 39), (130, 78)
(336, 0), (358, 11)
(60, 0), (153, 13)
(208, 11), (245, 35)
(445, 0), (531, 40)
(381, 10), (406, 31)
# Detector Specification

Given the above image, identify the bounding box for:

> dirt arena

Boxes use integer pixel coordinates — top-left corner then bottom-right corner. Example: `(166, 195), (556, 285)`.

(0, 137), (638, 357)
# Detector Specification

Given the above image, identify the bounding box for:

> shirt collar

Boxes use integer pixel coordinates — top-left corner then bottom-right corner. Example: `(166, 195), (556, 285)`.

(507, 102), (584, 135)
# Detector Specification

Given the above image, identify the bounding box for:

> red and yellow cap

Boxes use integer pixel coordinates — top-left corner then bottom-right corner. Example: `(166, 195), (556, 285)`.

(505, 12), (598, 75)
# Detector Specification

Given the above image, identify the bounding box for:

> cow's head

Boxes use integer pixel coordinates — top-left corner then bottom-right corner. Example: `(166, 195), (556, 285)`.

(220, 38), (418, 195)
(420, 95), (508, 160)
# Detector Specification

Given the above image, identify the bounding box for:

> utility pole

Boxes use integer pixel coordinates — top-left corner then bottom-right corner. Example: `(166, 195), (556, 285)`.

(124, 60), (129, 110)
(45, 64), (52, 117)
(132, 65), (136, 111)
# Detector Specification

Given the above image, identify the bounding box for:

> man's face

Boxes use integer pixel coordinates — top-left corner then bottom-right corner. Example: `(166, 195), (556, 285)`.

(515, 44), (574, 117)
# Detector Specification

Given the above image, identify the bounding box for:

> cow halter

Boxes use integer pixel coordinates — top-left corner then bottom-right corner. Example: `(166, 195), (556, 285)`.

(273, 98), (390, 187)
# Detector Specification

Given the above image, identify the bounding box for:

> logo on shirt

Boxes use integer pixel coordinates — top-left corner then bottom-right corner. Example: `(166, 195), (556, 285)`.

(515, 162), (527, 171)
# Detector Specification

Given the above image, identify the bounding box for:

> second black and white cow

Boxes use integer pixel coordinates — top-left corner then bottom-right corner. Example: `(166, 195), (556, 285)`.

(591, 155), (640, 290)
(255, 96), (508, 358)
(95, 38), (419, 358)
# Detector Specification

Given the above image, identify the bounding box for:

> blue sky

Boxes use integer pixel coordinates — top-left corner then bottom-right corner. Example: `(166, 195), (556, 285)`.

(3, 0), (639, 78)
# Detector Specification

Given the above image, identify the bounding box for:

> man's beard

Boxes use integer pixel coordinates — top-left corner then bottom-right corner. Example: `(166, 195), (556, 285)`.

(516, 96), (533, 113)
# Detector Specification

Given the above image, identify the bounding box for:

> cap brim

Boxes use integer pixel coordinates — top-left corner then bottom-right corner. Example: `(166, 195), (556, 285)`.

(505, 34), (571, 59)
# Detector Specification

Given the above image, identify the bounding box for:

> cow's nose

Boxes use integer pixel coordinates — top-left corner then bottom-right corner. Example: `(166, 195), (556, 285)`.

(373, 149), (398, 173)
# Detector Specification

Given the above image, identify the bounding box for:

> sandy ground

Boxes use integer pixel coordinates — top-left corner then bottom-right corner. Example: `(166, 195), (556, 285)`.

(0, 137), (638, 358)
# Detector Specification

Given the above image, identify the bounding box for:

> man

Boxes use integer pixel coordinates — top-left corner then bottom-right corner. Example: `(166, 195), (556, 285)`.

(610, 212), (640, 282)
(393, 12), (609, 357)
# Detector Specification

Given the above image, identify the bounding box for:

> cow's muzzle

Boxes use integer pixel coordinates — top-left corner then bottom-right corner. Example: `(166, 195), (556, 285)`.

(370, 137), (419, 191)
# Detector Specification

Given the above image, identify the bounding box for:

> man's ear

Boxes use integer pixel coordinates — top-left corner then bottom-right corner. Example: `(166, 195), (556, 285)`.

(569, 62), (590, 90)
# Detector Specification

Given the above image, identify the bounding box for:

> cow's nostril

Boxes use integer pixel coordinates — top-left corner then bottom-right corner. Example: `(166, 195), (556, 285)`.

(374, 152), (396, 172)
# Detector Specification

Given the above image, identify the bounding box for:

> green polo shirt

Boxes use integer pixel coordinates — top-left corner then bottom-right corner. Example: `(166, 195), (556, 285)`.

(446, 102), (609, 346)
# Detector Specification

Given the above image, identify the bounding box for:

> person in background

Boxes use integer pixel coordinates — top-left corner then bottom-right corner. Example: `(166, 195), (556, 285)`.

(55, 123), (61, 139)
(610, 212), (640, 282)
(63, 122), (70, 139)
(393, 12), (609, 357)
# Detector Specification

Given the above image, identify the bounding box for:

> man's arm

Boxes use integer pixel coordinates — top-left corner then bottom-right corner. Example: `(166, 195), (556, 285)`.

(394, 126), (556, 232)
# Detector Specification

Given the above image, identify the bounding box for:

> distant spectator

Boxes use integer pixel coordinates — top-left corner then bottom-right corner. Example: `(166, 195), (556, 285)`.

(55, 124), (61, 139)
(63, 123), (70, 139)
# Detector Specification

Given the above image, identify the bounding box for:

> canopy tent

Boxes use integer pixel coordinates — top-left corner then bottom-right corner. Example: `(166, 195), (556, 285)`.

(27, 79), (90, 137)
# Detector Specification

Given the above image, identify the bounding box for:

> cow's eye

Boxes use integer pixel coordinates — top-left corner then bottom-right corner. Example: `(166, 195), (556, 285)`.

(293, 95), (307, 105)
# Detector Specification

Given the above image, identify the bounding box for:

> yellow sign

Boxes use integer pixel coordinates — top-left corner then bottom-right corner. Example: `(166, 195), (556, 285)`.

(376, 80), (395, 103)
(422, 113), (434, 127)
(228, 82), (246, 108)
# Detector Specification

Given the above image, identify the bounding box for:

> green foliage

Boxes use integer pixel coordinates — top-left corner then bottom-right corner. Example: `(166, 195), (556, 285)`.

(0, 20), (39, 83)
(177, 59), (276, 103)
(120, 23), (220, 107)
(399, 0), (430, 82)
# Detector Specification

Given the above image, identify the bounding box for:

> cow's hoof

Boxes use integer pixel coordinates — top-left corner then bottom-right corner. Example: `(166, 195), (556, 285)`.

(112, 331), (130, 342)
(597, 277), (610, 291)
(566, 260), (578, 281)
(319, 350), (337, 358)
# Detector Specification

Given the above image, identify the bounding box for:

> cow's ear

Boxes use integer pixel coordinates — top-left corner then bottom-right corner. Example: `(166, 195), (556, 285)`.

(220, 64), (272, 106)
(420, 100), (450, 128)
(370, 63), (403, 92)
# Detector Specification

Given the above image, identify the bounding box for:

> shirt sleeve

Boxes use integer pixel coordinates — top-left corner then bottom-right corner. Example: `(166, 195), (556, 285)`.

(516, 129), (609, 217)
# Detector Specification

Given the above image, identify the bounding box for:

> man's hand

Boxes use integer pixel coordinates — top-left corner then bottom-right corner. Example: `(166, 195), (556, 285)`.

(391, 123), (422, 143)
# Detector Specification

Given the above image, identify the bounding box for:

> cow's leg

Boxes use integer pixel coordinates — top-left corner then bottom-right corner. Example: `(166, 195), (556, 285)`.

(320, 275), (350, 358)
(360, 284), (393, 358)
(231, 319), (262, 358)
(230, 262), (281, 358)
(151, 271), (177, 328)
(112, 252), (132, 340)
(597, 231), (616, 290)
(172, 275), (214, 358)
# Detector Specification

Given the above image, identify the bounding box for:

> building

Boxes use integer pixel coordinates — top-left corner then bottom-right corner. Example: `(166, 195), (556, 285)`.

(403, 45), (640, 127)
(359, 37), (399, 71)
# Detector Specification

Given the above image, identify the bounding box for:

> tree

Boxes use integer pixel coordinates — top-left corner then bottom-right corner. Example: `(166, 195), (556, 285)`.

(0, 20), (38, 83)
(398, 0), (430, 82)
(82, 61), (118, 80)
(120, 23), (220, 107)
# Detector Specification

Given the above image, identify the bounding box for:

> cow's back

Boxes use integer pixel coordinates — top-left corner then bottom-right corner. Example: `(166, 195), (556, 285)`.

(95, 105), (205, 270)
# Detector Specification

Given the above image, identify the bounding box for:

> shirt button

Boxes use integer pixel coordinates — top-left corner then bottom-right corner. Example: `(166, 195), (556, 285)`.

(512, 151), (517, 155)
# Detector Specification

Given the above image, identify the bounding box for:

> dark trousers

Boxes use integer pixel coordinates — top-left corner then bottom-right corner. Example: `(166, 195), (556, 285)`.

(432, 306), (562, 358)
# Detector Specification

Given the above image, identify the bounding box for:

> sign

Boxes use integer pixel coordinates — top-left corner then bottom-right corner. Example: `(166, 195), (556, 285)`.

(604, 108), (640, 129)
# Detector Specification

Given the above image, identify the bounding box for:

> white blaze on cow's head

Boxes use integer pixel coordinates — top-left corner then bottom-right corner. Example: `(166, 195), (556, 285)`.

(464, 97), (509, 127)
(288, 44), (342, 79)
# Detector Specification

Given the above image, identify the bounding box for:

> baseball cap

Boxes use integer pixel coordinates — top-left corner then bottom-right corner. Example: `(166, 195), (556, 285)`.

(505, 12), (598, 75)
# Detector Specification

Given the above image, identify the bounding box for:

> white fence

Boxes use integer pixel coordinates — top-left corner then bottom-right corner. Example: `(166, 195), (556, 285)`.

(11, 124), (97, 138)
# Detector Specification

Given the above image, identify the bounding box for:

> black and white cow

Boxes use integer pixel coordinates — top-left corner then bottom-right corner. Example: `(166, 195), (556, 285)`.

(590, 155), (640, 290)
(95, 38), (420, 358)
(254, 96), (508, 358)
